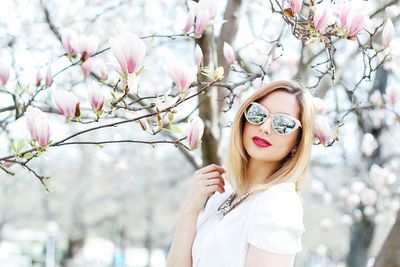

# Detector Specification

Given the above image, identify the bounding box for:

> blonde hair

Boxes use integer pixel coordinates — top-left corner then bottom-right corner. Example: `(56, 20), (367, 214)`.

(224, 80), (315, 196)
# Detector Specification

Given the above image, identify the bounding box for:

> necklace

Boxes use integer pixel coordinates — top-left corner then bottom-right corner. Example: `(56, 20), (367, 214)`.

(216, 189), (255, 220)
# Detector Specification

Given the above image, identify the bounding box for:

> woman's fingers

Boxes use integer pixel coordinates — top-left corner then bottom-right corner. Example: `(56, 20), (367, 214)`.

(200, 171), (225, 184)
(195, 164), (225, 176)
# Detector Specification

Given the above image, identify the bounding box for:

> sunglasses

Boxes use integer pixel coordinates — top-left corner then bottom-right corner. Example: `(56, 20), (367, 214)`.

(244, 102), (302, 135)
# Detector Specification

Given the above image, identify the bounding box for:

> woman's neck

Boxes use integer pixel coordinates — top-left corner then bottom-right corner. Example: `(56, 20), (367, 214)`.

(245, 158), (279, 188)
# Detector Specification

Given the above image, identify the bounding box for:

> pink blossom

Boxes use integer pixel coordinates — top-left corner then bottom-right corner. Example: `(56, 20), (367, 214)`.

(61, 29), (77, 56)
(92, 59), (108, 80)
(87, 81), (104, 111)
(35, 70), (42, 87)
(382, 19), (395, 47)
(110, 33), (147, 75)
(346, 12), (367, 37)
(195, 44), (203, 67)
(52, 90), (80, 120)
(335, 0), (367, 37)
(183, 9), (195, 33)
(195, 9), (211, 38)
(385, 85), (400, 106)
(166, 61), (195, 94)
(223, 42), (235, 64)
(0, 62), (10, 85)
(313, 2), (333, 33)
(289, 0), (303, 14)
(72, 34), (99, 61)
(81, 58), (92, 77)
(314, 115), (331, 145)
(25, 106), (52, 148)
(187, 116), (205, 150)
(197, 0), (218, 20)
(45, 67), (53, 88)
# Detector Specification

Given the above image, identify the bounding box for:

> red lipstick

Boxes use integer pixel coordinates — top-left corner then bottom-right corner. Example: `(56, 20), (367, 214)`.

(252, 136), (272, 148)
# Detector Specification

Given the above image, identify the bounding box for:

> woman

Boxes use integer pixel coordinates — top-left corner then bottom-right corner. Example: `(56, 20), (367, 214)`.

(166, 80), (316, 267)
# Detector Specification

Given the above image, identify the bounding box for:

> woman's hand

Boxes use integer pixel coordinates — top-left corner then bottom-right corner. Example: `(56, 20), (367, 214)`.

(182, 164), (226, 214)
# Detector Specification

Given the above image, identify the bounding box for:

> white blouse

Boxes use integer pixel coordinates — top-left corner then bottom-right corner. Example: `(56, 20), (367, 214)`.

(191, 181), (305, 267)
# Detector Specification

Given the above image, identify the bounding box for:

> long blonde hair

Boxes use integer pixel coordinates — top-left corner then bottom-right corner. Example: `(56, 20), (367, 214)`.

(224, 80), (315, 196)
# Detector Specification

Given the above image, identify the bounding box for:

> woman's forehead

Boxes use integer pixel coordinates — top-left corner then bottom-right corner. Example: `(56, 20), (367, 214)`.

(257, 91), (300, 117)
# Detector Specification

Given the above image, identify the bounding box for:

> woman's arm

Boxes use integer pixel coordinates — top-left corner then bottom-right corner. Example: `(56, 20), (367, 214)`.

(165, 203), (200, 267)
(166, 164), (225, 267)
(244, 244), (294, 267)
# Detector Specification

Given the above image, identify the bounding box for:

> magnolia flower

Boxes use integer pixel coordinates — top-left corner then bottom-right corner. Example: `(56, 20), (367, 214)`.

(346, 193), (361, 208)
(91, 59), (108, 81)
(223, 42), (235, 64)
(314, 115), (331, 145)
(313, 2), (333, 33)
(81, 58), (92, 77)
(61, 29), (77, 56)
(361, 133), (378, 157)
(71, 34), (99, 61)
(335, 0), (367, 37)
(360, 188), (378, 207)
(289, 0), (303, 14)
(345, 12), (367, 37)
(110, 33), (146, 76)
(0, 62), (10, 85)
(195, 9), (211, 38)
(45, 67), (53, 88)
(166, 61), (195, 95)
(340, 215), (353, 226)
(87, 81), (104, 111)
(364, 206), (375, 217)
(25, 106), (52, 148)
(195, 44), (203, 67)
(35, 70), (42, 87)
(187, 116), (205, 150)
(382, 19), (395, 47)
(183, 9), (195, 33)
(385, 85), (400, 106)
(52, 90), (80, 120)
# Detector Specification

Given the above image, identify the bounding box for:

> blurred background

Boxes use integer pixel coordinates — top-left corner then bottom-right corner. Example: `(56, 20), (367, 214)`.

(0, 0), (399, 267)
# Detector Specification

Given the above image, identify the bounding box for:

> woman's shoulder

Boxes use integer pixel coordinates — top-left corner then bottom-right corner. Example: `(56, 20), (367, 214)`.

(258, 182), (302, 203)
(252, 182), (304, 219)
(247, 182), (305, 255)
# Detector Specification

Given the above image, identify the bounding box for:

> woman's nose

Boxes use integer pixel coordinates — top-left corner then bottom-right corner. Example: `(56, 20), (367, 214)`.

(259, 116), (272, 135)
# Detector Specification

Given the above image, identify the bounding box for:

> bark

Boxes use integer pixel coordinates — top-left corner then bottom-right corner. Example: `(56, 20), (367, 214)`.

(373, 209), (400, 267)
(345, 68), (388, 267)
(197, 32), (221, 166)
(346, 215), (375, 267)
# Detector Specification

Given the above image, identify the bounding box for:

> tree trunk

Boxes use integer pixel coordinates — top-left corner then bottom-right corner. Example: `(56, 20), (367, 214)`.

(346, 215), (375, 267)
(373, 209), (400, 267)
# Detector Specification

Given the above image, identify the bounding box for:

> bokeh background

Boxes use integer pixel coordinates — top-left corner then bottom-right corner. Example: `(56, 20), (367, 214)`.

(0, 0), (399, 267)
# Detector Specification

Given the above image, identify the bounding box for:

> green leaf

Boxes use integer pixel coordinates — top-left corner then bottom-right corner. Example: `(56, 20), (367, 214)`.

(17, 139), (25, 152)
(22, 153), (34, 159)
(170, 124), (182, 133)
(10, 142), (18, 154)
(136, 65), (146, 75)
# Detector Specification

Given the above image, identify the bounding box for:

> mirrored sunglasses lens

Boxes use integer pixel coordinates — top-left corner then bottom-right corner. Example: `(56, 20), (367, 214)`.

(246, 104), (267, 124)
(272, 115), (298, 134)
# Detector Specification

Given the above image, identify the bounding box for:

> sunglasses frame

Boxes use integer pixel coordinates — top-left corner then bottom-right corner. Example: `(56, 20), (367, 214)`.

(244, 102), (302, 135)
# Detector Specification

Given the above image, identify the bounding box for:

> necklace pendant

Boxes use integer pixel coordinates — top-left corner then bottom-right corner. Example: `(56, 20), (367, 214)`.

(216, 210), (224, 220)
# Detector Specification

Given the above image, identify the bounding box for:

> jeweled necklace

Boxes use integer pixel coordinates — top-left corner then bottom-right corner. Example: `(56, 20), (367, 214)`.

(216, 189), (255, 220)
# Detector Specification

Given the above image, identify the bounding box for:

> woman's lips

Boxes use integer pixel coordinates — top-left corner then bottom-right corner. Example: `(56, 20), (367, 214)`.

(252, 136), (272, 148)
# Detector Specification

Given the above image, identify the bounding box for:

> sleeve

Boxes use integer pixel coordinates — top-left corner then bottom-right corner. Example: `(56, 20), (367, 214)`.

(246, 186), (305, 255)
